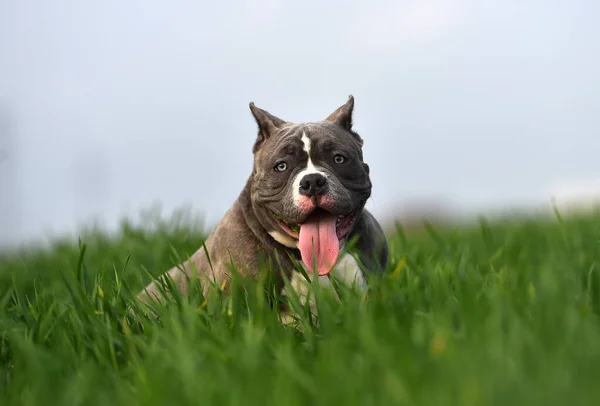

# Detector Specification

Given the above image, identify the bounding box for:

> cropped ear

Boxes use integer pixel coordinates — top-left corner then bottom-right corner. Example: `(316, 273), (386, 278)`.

(249, 102), (286, 153)
(325, 95), (363, 146)
(325, 95), (354, 131)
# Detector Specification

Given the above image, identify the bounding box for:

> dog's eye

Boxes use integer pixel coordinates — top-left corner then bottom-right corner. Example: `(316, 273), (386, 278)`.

(333, 154), (347, 164)
(274, 162), (288, 172)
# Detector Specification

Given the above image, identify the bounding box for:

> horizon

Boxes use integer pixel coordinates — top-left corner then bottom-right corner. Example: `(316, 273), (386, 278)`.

(1, 0), (598, 247)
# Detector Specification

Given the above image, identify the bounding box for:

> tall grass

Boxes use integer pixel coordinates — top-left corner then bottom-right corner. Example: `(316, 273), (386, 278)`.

(1, 208), (599, 405)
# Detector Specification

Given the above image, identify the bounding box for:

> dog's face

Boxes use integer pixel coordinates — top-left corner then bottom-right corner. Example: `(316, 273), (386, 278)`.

(248, 96), (372, 276)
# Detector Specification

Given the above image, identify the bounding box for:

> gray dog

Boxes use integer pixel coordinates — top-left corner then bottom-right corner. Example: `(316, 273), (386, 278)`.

(138, 96), (388, 313)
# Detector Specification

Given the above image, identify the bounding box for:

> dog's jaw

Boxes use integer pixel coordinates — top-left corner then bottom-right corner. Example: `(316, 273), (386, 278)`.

(269, 206), (362, 276)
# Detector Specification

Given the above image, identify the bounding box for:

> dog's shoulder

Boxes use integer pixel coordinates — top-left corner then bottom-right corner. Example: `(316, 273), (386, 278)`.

(205, 201), (292, 278)
(351, 208), (389, 274)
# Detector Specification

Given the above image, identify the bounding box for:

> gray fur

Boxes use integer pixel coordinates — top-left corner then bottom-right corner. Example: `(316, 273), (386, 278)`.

(138, 95), (388, 307)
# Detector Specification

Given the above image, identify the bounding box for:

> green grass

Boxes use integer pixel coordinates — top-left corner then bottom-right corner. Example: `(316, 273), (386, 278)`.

(1, 207), (600, 406)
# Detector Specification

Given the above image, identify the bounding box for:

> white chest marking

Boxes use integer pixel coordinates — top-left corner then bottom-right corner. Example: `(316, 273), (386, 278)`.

(285, 252), (367, 315)
(332, 253), (368, 291)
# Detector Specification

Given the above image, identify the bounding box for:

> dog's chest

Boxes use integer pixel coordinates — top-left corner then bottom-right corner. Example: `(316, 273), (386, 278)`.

(287, 252), (367, 303)
(325, 253), (367, 291)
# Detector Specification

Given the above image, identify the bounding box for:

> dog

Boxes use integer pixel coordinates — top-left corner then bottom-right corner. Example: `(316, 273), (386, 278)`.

(137, 95), (388, 316)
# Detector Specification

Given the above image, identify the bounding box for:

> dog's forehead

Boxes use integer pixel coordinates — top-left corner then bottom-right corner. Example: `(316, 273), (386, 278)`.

(265, 121), (351, 152)
(302, 122), (349, 145)
(260, 124), (303, 153)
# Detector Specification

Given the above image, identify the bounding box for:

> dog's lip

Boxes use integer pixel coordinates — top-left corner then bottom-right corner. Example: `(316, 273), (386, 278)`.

(275, 218), (300, 239)
(335, 210), (359, 240)
(273, 208), (358, 240)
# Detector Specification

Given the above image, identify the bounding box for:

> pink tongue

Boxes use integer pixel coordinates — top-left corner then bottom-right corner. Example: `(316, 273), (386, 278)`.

(298, 211), (340, 276)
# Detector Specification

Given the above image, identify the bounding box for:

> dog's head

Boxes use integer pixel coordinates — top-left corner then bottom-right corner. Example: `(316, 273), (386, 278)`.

(248, 95), (372, 276)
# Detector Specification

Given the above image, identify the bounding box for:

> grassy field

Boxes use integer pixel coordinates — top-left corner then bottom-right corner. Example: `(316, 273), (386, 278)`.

(1, 207), (600, 405)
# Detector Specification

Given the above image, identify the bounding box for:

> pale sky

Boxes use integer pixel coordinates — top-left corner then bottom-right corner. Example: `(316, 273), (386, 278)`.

(0, 0), (599, 246)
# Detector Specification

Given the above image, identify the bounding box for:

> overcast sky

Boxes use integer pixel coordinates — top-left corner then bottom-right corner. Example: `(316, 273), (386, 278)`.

(0, 0), (599, 246)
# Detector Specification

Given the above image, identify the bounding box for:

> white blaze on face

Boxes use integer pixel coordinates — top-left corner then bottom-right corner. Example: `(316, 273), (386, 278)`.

(292, 132), (328, 208)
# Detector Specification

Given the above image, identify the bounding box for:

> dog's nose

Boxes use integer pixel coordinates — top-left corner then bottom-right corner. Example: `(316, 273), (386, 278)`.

(299, 173), (328, 196)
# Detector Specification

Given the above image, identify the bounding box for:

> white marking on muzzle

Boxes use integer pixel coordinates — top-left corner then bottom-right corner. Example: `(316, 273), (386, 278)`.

(268, 230), (298, 248)
(292, 132), (328, 207)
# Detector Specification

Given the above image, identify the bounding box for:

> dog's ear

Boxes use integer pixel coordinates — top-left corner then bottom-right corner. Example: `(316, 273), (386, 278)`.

(325, 95), (363, 147)
(325, 95), (354, 131)
(249, 102), (286, 153)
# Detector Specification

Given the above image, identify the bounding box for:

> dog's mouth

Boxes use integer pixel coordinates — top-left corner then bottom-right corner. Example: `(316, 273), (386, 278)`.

(273, 208), (359, 277)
